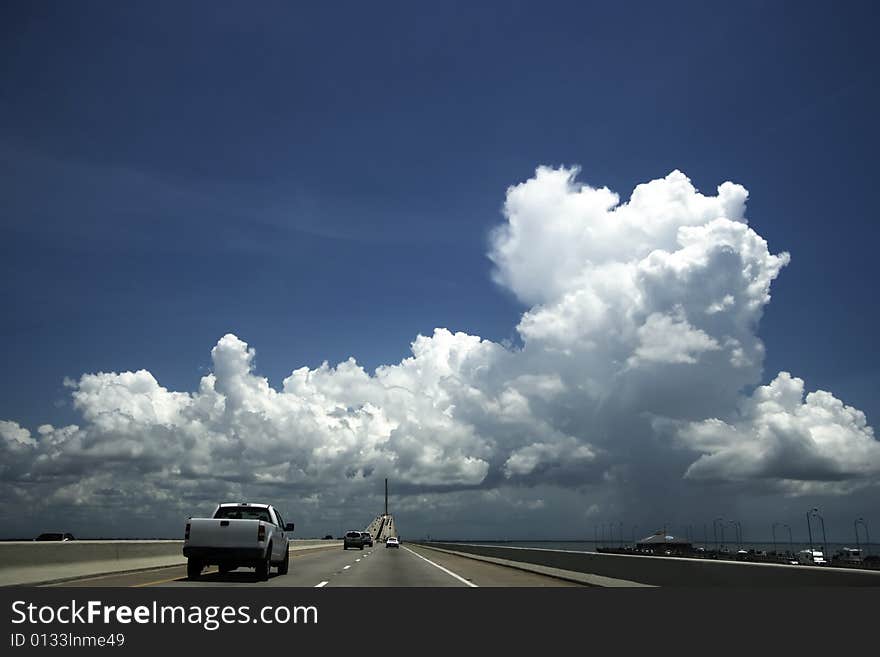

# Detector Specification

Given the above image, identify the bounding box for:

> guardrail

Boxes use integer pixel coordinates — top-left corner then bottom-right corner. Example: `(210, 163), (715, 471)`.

(415, 542), (880, 586)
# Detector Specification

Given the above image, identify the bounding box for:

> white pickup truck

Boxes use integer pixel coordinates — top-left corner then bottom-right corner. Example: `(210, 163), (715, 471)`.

(183, 502), (295, 580)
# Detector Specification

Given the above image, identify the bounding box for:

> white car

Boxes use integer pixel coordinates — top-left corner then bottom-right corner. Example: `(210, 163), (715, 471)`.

(386, 536), (400, 549)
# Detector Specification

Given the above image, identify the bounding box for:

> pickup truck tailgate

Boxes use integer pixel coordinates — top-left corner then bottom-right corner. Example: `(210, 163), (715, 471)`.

(187, 518), (262, 548)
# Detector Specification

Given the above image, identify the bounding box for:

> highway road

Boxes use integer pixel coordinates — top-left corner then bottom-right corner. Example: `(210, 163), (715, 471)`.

(45, 544), (583, 588)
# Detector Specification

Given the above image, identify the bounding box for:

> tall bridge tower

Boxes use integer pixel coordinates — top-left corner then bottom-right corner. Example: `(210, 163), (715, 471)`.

(365, 478), (397, 542)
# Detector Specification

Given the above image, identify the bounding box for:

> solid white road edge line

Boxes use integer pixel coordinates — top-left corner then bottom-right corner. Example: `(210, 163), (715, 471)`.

(315, 581), (328, 587)
(402, 545), (478, 587)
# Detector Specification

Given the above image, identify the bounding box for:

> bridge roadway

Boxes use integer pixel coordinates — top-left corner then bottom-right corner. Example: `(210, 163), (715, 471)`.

(44, 543), (582, 588)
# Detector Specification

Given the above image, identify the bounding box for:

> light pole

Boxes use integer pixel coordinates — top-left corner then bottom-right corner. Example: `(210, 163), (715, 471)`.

(855, 518), (870, 555)
(806, 509), (814, 551)
(619, 522), (624, 549)
(728, 520), (742, 549)
(713, 517), (725, 553)
(772, 522), (792, 560)
(632, 525), (639, 547)
(807, 508), (827, 556)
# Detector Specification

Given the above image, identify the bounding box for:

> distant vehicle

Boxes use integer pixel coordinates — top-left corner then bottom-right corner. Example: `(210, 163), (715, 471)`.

(797, 549), (827, 566)
(323, 534), (334, 540)
(183, 502), (294, 581)
(361, 532), (373, 547)
(344, 531), (365, 550)
(34, 533), (75, 541)
(386, 536), (399, 549)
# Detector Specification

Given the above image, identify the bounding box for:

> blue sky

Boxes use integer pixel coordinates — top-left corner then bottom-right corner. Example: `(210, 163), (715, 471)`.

(2, 1), (879, 538)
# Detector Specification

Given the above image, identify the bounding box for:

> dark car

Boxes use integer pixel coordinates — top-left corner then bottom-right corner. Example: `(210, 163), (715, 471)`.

(343, 530), (364, 550)
(361, 532), (373, 547)
(323, 534), (334, 540)
(34, 533), (75, 541)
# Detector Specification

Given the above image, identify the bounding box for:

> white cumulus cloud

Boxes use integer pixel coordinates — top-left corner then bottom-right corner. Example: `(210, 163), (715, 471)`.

(680, 372), (880, 491)
(1, 165), (876, 537)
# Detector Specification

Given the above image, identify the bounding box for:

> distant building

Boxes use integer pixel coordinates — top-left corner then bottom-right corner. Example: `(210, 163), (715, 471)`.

(636, 530), (693, 555)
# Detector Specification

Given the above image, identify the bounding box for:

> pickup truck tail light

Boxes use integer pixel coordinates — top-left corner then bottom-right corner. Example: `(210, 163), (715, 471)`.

(184, 522), (190, 541)
(257, 524), (266, 542)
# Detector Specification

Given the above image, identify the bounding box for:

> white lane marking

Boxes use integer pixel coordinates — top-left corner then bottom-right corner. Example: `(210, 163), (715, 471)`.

(355, 559), (361, 562)
(315, 581), (328, 587)
(402, 545), (478, 588)
(343, 565), (351, 570)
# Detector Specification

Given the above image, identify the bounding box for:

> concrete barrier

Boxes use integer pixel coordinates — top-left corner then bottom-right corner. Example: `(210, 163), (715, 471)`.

(417, 542), (880, 587)
(0, 539), (341, 587)
(0, 541), (182, 569)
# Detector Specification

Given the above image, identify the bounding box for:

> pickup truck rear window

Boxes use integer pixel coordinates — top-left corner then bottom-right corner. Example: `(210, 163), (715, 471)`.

(213, 507), (272, 522)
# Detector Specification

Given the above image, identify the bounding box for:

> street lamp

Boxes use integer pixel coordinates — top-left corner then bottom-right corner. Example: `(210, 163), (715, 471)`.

(806, 509), (814, 551)
(806, 508), (827, 556)
(632, 525), (639, 546)
(713, 517), (725, 553)
(772, 522), (792, 559)
(619, 522), (624, 549)
(727, 520), (742, 549)
(855, 518), (870, 555)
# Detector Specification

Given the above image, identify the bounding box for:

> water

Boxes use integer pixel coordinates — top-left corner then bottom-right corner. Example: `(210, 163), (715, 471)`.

(452, 540), (877, 556)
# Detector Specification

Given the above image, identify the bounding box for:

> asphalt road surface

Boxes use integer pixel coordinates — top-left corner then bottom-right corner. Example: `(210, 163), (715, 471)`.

(46, 544), (583, 588)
